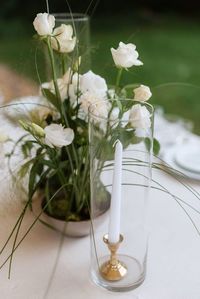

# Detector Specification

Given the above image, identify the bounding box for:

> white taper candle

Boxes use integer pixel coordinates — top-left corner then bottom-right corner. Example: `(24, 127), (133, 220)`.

(108, 140), (123, 244)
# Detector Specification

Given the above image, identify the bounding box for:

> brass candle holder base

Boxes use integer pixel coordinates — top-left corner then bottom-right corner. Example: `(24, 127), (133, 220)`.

(100, 234), (127, 281)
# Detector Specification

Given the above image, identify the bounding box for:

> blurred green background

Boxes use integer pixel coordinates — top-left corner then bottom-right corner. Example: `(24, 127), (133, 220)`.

(0, 0), (200, 133)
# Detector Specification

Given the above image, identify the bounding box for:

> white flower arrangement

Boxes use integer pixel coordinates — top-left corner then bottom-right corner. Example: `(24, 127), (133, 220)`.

(0, 12), (166, 277)
(11, 12), (156, 224)
(19, 13), (156, 221)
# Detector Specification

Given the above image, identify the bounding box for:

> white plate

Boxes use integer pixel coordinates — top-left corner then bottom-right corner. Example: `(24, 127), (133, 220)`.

(162, 145), (200, 181)
(174, 145), (200, 173)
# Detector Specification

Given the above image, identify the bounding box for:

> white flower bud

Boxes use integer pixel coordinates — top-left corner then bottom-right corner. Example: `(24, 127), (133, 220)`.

(33, 13), (55, 36)
(19, 120), (29, 131)
(73, 56), (81, 72)
(134, 85), (152, 102)
(31, 123), (45, 137)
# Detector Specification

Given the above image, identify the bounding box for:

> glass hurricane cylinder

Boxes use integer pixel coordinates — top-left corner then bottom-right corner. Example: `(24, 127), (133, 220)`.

(89, 99), (154, 292)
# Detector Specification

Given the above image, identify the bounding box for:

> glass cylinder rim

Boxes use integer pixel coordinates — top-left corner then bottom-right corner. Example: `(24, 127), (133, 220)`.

(52, 13), (89, 22)
(88, 99), (154, 122)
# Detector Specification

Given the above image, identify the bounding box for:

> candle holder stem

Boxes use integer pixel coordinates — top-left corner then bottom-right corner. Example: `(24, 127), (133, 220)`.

(100, 234), (127, 281)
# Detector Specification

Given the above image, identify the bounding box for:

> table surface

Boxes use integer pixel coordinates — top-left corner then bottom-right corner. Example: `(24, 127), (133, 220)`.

(0, 168), (200, 299)
(0, 99), (200, 299)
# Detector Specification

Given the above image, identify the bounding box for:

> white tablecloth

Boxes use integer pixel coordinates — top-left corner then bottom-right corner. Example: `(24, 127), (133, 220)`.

(1, 100), (200, 299)
(0, 167), (200, 299)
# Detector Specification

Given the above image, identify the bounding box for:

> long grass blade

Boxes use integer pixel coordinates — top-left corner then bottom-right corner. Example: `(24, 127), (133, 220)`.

(0, 183), (72, 271)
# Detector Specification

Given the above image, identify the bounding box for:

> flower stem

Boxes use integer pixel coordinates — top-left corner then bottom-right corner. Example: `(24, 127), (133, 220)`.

(46, 38), (79, 169)
(61, 54), (66, 75)
(114, 67), (123, 95)
(46, 36), (71, 127)
(46, 37), (62, 114)
(0, 183), (72, 272)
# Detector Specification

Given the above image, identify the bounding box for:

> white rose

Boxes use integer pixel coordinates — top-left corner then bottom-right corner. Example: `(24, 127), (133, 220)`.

(91, 101), (109, 119)
(80, 71), (107, 97)
(134, 85), (152, 102)
(41, 68), (72, 101)
(51, 24), (76, 53)
(129, 104), (151, 129)
(111, 42), (143, 68)
(33, 13), (55, 36)
(0, 132), (8, 143)
(44, 124), (74, 148)
(80, 91), (109, 117)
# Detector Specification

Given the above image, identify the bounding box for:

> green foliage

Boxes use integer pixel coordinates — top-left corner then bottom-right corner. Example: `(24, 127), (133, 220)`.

(153, 138), (161, 156)
(18, 158), (34, 179)
(42, 88), (59, 109)
(120, 129), (142, 149)
(121, 83), (139, 99)
(40, 159), (57, 169)
(92, 122), (144, 163)
(145, 137), (160, 155)
(21, 141), (33, 159)
(121, 99), (135, 113)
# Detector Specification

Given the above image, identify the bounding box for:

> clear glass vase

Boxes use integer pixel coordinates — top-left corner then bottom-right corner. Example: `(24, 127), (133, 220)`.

(45, 13), (91, 79)
(88, 99), (154, 292)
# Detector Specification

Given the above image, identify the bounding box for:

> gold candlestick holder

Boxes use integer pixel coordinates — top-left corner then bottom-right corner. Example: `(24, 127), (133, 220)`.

(100, 234), (127, 281)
